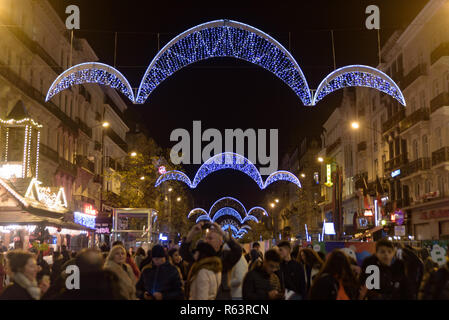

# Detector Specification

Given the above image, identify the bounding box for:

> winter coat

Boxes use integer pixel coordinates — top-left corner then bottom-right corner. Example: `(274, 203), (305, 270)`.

(277, 259), (306, 299)
(136, 261), (184, 300)
(242, 266), (282, 300)
(360, 254), (412, 300)
(0, 282), (34, 300)
(419, 262), (449, 300)
(180, 237), (242, 299)
(126, 255), (140, 280)
(187, 256), (222, 300)
(47, 270), (126, 300)
(304, 263), (321, 292)
(230, 254), (248, 299)
(104, 260), (136, 300)
(309, 273), (358, 300)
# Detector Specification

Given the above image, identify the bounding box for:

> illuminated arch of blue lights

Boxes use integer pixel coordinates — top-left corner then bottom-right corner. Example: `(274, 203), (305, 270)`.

(135, 19), (311, 105)
(155, 152), (302, 189)
(45, 62), (135, 102)
(45, 21), (406, 107)
(312, 65), (406, 106)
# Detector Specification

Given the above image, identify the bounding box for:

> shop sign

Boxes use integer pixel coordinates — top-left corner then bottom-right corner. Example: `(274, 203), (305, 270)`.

(394, 225), (405, 236)
(420, 208), (449, 220)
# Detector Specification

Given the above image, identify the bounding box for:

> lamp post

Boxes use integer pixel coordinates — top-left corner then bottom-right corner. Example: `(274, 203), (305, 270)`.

(317, 156), (343, 240)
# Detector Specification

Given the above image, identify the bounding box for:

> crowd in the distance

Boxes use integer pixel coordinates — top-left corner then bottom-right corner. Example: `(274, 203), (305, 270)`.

(0, 221), (448, 300)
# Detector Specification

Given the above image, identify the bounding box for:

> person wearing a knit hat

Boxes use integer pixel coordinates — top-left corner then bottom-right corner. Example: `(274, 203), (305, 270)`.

(135, 244), (184, 300)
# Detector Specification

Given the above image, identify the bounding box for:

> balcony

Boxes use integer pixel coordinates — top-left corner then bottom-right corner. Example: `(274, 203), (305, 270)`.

(432, 146), (449, 167)
(399, 108), (430, 133)
(382, 109), (406, 133)
(104, 95), (125, 123)
(401, 63), (427, 89)
(401, 158), (430, 177)
(75, 117), (92, 138)
(430, 92), (449, 114)
(384, 153), (408, 171)
(0, 60), (78, 133)
(357, 141), (367, 152)
(354, 172), (368, 189)
(58, 157), (77, 176)
(105, 129), (128, 153)
(104, 156), (123, 172)
(431, 42), (449, 66)
(39, 144), (59, 163)
(93, 174), (102, 184)
(326, 137), (341, 155)
(75, 155), (95, 173)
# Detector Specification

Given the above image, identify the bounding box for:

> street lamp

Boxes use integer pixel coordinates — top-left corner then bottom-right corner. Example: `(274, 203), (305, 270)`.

(168, 187), (173, 192)
(130, 151), (137, 157)
(140, 176), (145, 180)
(300, 173), (306, 178)
(317, 156), (324, 163)
(176, 197), (181, 202)
(270, 202), (275, 208)
(274, 198), (279, 203)
(351, 121), (360, 129)
(102, 121), (110, 128)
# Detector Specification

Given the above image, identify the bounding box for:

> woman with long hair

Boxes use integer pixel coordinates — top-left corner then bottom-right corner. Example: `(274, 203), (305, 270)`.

(104, 245), (136, 300)
(297, 248), (323, 293)
(186, 242), (222, 300)
(0, 250), (41, 300)
(309, 250), (360, 300)
(0, 253), (7, 294)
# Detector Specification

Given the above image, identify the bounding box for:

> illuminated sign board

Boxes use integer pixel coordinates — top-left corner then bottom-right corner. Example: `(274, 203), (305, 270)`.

(324, 222), (336, 235)
(159, 233), (168, 241)
(158, 166), (166, 175)
(324, 164), (333, 187)
(391, 169), (401, 178)
(364, 209), (373, 217)
(74, 212), (96, 229)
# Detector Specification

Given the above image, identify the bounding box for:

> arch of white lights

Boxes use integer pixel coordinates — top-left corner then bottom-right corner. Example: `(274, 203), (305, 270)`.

(312, 65), (406, 106)
(135, 19), (312, 105)
(155, 152), (302, 189)
(45, 21), (406, 107)
(45, 62), (135, 102)
(187, 196), (268, 238)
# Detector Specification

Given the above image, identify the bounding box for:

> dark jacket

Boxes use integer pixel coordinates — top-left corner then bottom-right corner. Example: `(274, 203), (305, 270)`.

(46, 270), (125, 300)
(180, 238), (242, 299)
(277, 259), (306, 298)
(242, 266), (280, 300)
(360, 254), (412, 300)
(0, 283), (34, 300)
(309, 273), (359, 300)
(420, 262), (449, 300)
(136, 262), (184, 300)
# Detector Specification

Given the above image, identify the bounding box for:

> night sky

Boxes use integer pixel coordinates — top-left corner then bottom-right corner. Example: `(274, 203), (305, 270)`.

(50, 0), (428, 210)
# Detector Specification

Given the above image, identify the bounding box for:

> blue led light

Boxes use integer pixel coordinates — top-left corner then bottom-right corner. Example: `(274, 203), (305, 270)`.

(136, 19), (312, 105)
(312, 65), (406, 106)
(46, 62), (135, 102)
(155, 152), (302, 189)
(74, 212), (96, 229)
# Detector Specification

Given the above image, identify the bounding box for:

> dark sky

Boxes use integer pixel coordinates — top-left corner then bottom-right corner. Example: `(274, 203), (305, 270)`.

(50, 0), (428, 210)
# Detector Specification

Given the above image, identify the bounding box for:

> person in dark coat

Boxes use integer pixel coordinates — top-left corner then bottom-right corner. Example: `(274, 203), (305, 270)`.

(50, 251), (64, 283)
(309, 250), (359, 300)
(136, 245), (184, 300)
(0, 250), (41, 300)
(168, 248), (189, 281)
(44, 248), (125, 300)
(245, 242), (263, 263)
(359, 239), (412, 300)
(277, 241), (306, 299)
(242, 249), (283, 300)
(139, 249), (152, 271)
(180, 222), (242, 300)
(419, 260), (449, 300)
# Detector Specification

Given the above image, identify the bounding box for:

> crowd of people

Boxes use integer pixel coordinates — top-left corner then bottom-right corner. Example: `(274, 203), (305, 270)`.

(0, 221), (448, 300)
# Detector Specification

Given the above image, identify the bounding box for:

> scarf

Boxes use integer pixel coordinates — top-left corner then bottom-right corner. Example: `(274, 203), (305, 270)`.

(13, 272), (41, 300)
(186, 257), (222, 299)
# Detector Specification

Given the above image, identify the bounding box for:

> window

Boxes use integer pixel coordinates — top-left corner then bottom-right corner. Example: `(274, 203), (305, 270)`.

(425, 179), (432, 193)
(413, 139), (419, 160)
(433, 79), (440, 98)
(422, 135), (429, 158)
(435, 127), (442, 148)
(419, 90), (426, 109)
(410, 97), (416, 113)
(415, 183), (420, 198)
(438, 176), (445, 197)
(374, 159), (378, 176)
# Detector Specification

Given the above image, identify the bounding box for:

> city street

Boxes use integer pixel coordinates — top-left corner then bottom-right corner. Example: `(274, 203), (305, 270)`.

(0, 0), (448, 310)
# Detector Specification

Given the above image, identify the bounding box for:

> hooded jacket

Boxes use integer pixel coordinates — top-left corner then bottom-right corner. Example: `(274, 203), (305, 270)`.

(136, 261), (184, 300)
(242, 265), (281, 300)
(187, 256), (222, 300)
